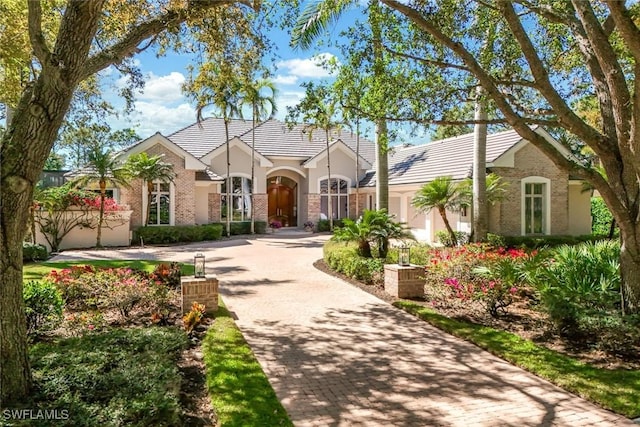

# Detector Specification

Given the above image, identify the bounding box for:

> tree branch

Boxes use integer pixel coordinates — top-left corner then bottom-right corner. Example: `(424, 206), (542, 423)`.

(81, 1), (247, 80)
(605, 1), (640, 64)
(383, 45), (470, 72)
(27, 0), (52, 67)
(571, 0), (631, 140)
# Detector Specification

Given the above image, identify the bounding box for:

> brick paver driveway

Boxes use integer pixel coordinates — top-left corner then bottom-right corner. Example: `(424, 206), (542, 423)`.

(53, 234), (636, 426)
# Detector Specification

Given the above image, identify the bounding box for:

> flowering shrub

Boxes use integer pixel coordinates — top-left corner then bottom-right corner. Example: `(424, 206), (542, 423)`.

(269, 220), (282, 229)
(46, 265), (171, 320)
(425, 244), (534, 316)
(64, 311), (106, 336)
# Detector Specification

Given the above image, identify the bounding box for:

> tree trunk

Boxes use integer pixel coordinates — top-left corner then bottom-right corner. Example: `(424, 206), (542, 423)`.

(375, 119), (389, 211)
(326, 129), (333, 231)
(146, 180), (154, 226)
(358, 240), (372, 258)
(439, 207), (457, 246)
(97, 180), (106, 247)
(250, 110), (256, 234)
(618, 223), (640, 313)
(225, 121), (231, 237)
(355, 117), (360, 218)
(472, 87), (488, 242)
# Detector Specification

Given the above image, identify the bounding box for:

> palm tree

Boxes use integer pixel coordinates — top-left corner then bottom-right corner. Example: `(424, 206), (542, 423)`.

(412, 176), (462, 246)
(125, 152), (175, 226)
(194, 68), (243, 237)
(70, 147), (131, 247)
(240, 77), (277, 234)
(293, 0), (391, 211)
(286, 82), (340, 230)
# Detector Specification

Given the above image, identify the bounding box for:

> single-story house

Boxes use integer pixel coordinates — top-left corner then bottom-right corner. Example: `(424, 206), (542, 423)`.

(117, 118), (376, 229)
(102, 119), (590, 244)
(358, 126), (592, 242)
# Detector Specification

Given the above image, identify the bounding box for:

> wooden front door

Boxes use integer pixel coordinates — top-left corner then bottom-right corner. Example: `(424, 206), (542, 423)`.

(267, 177), (297, 227)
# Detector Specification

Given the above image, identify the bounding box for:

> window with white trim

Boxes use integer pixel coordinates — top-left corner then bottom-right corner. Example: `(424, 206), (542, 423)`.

(221, 177), (252, 222)
(149, 182), (171, 225)
(320, 178), (349, 219)
(522, 177), (550, 235)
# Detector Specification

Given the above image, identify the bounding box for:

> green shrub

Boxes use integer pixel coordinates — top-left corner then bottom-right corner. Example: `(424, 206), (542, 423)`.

(435, 230), (469, 247)
(23, 241), (48, 262)
(23, 280), (63, 337)
(317, 218), (344, 232)
(387, 243), (432, 266)
(591, 196), (617, 236)
(224, 220), (267, 235)
(134, 223), (223, 244)
(28, 327), (188, 426)
(486, 234), (605, 249)
(527, 240), (621, 334)
(323, 240), (384, 284)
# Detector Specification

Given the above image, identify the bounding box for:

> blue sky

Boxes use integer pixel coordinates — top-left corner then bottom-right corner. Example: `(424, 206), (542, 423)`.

(104, 10), (356, 140)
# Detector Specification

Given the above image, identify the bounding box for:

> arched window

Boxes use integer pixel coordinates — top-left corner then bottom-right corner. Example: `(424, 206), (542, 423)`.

(320, 178), (349, 219)
(149, 182), (171, 225)
(222, 177), (252, 222)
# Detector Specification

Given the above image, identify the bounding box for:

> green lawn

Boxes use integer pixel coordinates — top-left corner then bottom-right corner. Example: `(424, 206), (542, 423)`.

(395, 301), (640, 418)
(202, 301), (293, 427)
(23, 259), (194, 281)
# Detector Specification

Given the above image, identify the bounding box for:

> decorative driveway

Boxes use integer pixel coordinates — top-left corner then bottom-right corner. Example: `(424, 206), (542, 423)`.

(52, 234), (636, 426)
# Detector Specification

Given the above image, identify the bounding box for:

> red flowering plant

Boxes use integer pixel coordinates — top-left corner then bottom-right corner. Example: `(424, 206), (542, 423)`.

(424, 244), (536, 317)
(45, 265), (171, 322)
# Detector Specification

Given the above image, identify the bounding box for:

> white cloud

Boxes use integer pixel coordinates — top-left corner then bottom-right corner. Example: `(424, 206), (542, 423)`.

(276, 53), (339, 79)
(137, 72), (186, 103)
(273, 74), (299, 85)
(117, 101), (195, 138)
(274, 91), (305, 120)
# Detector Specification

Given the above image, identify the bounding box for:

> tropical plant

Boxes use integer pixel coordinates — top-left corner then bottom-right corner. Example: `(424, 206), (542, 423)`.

(125, 152), (175, 226)
(286, 82), (341, 231)
(191, 63), (244, 237)
(70, 147), (131, 247)
(332, 209), (412, 258)
(240, 77), (277, 234)
(412, 177), (465, 246)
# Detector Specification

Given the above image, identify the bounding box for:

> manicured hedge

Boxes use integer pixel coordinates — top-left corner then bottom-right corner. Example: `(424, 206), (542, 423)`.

(323, 240), (384, 284)
(486, 233), (607, 249)
(317, 219), (344, 232)
(23, 241), (48, 262)
(133, 224), (224, 245)
(222, 221), (267, 235)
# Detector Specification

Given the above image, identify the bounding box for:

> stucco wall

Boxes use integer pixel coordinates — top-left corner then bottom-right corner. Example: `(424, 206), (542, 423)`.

(35, 210), (132, 251)
(195, 186), (211, 224)
(568, 184), (592, 235)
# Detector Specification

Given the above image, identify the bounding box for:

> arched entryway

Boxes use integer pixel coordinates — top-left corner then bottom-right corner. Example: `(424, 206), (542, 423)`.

(267, 176), (297, 227)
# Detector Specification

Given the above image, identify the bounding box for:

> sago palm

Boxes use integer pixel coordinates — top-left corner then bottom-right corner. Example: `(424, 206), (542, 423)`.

(412, 176), (461, 246)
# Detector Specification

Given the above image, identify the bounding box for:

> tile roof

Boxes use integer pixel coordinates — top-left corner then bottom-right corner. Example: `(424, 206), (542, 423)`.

(167, 118), (255, 158)
(195, 169), (223, 181)
(166, 118), (376, 164)
(361, 128), (525, 187)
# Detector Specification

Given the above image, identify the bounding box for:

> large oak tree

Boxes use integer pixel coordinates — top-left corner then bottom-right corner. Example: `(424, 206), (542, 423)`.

(0, 0), (262, 404)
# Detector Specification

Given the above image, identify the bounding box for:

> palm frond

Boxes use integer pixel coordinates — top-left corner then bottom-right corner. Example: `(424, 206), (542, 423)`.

(291, 0), (355, 51)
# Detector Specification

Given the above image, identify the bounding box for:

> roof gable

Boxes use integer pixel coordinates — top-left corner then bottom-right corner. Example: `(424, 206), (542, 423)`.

(303, 139), (373, 169)
(199, 136), (273, 167)
(119, 132), (207, 170)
